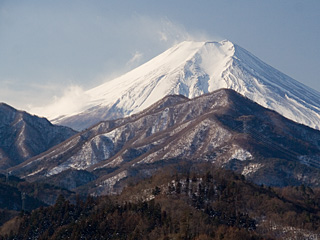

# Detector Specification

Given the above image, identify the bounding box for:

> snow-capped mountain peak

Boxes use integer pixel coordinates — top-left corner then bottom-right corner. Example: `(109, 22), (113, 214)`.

(52, 40), (320, 131)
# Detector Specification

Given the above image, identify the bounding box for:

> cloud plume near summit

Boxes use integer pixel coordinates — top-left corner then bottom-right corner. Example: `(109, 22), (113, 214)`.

(30, 85), (91, 119)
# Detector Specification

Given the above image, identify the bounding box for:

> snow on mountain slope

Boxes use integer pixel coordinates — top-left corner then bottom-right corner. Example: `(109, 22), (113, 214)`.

(11, 89), (320, 194)
(52, 40), (320, 131)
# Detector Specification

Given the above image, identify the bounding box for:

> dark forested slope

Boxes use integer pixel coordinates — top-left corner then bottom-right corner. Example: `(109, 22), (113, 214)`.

(2, 165), (320, 240)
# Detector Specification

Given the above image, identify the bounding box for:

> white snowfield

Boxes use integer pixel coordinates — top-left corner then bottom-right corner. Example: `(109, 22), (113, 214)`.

(53, 40), (320, 131)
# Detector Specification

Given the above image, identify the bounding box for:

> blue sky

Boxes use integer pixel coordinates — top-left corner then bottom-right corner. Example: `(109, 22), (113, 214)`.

(0, 0), (319, 112)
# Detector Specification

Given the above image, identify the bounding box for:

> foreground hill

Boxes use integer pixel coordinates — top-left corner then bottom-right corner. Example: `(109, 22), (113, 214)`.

(0, 103), (77, 170)
(0, 172), (77, 229)
(50, 40), (320, 131)
(2, 166), (320, 239)
(10, 89), (320, 195)
(0, 173), (76, 209)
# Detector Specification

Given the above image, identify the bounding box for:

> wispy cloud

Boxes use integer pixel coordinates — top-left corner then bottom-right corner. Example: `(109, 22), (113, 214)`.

(156, 17), (191, 43)
(126, 51), (143, 68)
(29, 85), (91, 119)
(133, 15), (193, 47)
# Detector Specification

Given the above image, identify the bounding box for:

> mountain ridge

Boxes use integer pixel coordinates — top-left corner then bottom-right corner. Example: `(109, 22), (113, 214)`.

(0, 103), (77, 170)
(10, 89), (320, 195)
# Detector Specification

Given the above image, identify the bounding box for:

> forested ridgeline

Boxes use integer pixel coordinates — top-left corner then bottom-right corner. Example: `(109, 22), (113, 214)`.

(1, 165), (320, 239)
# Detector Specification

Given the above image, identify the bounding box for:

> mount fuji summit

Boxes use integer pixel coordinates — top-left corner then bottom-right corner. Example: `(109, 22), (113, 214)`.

(52, 40), (320, 131)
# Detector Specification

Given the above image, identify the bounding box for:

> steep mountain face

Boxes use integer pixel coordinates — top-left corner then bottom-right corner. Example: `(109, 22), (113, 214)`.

(0, 103), (77, 169)
(52, 40), (320, 131)
(10, 89), (320, 195)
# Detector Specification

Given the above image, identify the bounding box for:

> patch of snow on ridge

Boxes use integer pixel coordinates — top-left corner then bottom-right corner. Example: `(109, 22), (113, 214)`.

(242, 163), (263, 176)
(46, 165), (66, 177)
(93, 171), (128, 195)
(100, 171), (128, 190)
(151, 107), (170, 134)
(230, 148), (252, 161)
(103, 130), (117, 141)
(26, 167), (45, 177)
